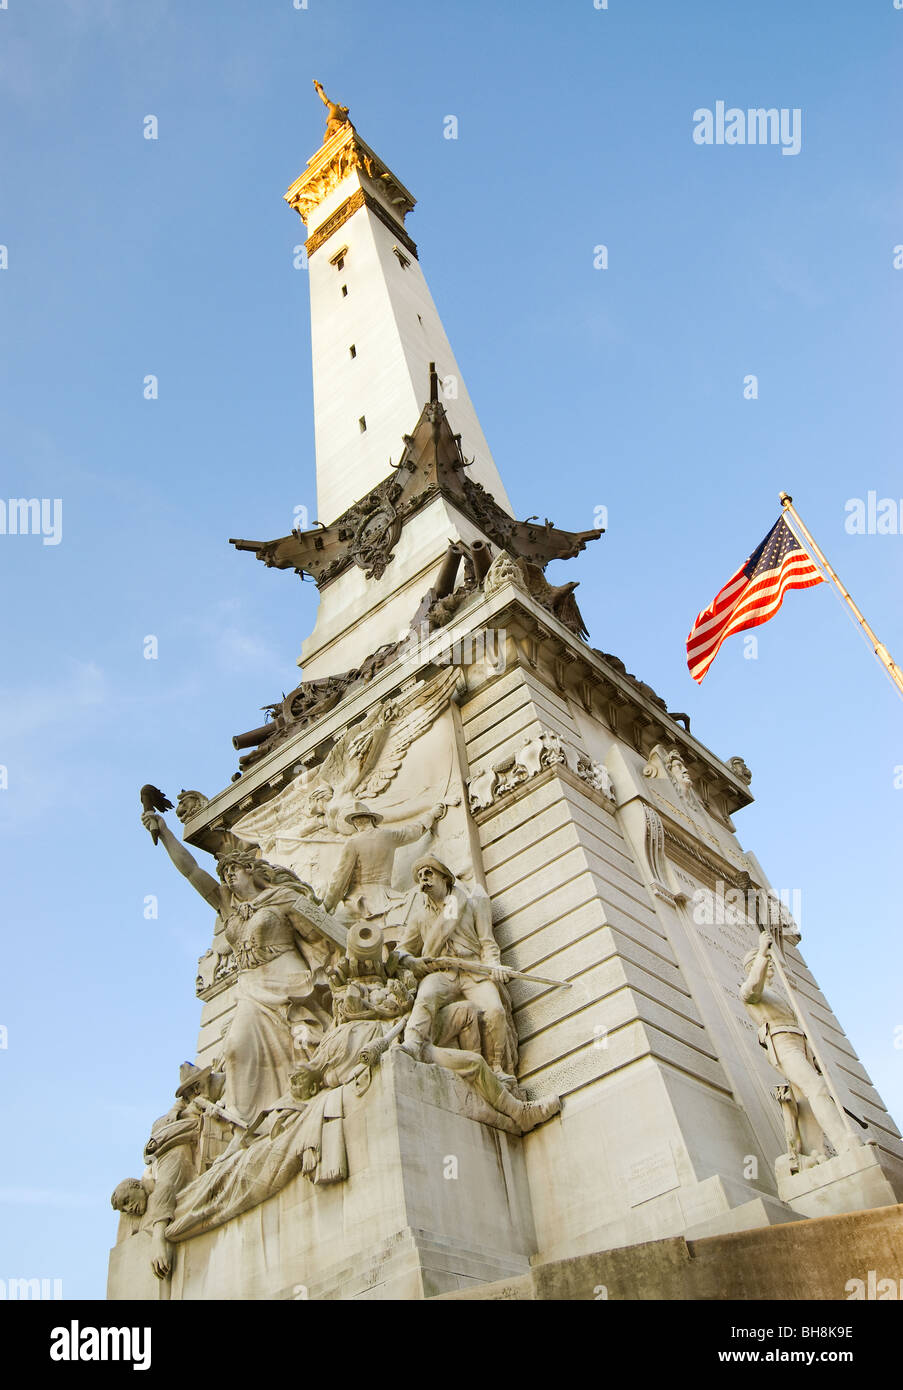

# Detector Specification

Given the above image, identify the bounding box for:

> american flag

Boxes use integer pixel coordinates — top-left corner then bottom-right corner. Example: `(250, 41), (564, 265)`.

(687, 517), (824, 683)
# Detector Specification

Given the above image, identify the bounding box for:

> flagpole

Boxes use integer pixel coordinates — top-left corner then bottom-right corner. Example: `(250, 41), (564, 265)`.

(779, 491), (903, 701)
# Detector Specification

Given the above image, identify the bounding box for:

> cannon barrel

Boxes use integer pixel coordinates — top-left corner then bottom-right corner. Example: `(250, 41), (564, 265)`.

(232, 722), (278, 751)
(434, 544), (462, 597)
(470, 540), (493, 580)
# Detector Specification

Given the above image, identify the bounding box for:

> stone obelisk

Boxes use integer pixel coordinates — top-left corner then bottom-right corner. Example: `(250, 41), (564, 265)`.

(107, 89), (903, 1301)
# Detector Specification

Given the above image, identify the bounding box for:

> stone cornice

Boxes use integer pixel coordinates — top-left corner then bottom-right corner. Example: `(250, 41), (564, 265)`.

(304, 187), (418, 260)
(477, 591), (755, 819)
(184, 578), (754, 847)
(284, 124), (416, 226)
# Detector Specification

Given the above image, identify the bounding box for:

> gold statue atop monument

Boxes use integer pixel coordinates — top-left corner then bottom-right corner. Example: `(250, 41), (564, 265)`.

(313, 79), (350, 143)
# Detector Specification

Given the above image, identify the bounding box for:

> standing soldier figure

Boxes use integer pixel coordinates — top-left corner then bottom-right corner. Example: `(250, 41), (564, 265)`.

(323, 802), (445, 930)
(740, 934), (859, 1160)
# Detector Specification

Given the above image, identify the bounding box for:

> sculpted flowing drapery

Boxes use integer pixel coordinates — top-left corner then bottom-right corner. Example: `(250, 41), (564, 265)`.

(740, 934), (859, 1167)
(125, 770), (563, 1280)
(221, 881), (337, 1124)
(165, 1087), (347, 1243)
(138, 800), (343, 1131)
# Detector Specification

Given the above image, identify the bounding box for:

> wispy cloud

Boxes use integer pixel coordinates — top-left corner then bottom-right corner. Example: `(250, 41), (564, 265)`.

(0, 660), (107, 740)
(181, 599), (286, 679)
(215, 626), (281, 674)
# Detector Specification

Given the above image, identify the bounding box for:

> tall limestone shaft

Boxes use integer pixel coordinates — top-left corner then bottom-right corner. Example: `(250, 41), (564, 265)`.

(113, 99), (903, 1301)
(286, 121), (511, 525)
(278, 113), (514, 679)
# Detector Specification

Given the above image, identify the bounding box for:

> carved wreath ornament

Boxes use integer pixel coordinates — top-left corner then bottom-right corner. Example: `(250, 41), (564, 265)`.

(351, 500), (401, 579)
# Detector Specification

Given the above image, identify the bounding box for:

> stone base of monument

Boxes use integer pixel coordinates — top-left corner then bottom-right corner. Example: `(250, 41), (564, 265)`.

(107, 1049), (903, 1300)
(107, 1231), (171, 1302)
(434, 1202), (903, 1300)
(108, 1049), (536, 1301)
(775, 1140), (902, 1219)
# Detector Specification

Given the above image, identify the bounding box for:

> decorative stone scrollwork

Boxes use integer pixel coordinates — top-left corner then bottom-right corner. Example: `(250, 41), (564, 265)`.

(575, 754), (616, 808)
(195, 949), (239, 999)
(642, 803), (675, 903)
(492, 765), (517, 797)
(643, 804), (667, 879)
(286, 143), (372, 221)
(468, 730), (619, 815)
(515, 728), (569, 781)
(466, 767), (498, 813)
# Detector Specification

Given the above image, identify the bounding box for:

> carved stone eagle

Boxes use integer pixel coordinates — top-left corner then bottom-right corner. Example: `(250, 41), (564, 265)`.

(233, 667), (461, 849)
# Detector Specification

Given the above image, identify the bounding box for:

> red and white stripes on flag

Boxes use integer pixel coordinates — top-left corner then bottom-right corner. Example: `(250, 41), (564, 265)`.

(686, 517), (824, 683)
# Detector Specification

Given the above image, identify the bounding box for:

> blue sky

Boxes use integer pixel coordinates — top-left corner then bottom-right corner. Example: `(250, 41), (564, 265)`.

(1, 0), (901, 1298)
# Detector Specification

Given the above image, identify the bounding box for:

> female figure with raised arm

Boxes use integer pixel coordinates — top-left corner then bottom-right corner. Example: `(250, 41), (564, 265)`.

(142, 809), (338, 1126)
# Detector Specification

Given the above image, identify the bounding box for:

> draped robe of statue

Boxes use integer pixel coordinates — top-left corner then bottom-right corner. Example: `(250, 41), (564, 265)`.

(222, 885), (336, 1124)
(165, 1088), (347, 1243)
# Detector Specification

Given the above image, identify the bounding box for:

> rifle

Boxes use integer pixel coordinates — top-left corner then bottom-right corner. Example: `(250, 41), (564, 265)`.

(423, 957), (570, 989)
